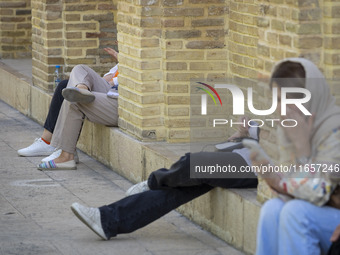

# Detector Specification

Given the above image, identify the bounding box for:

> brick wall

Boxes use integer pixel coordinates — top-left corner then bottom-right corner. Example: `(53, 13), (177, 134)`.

(163, 0), (228, 142)
(31, 0), (117, 91)
(117, 0), (229, 141)
(63, 0), (118, 75)
(116, 0), (164, 140)
(0, 0), (32, 58)
(323, 0), (340, 104)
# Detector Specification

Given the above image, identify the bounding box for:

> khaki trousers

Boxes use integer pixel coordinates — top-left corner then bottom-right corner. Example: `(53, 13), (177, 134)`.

(51, 65), (118, 153)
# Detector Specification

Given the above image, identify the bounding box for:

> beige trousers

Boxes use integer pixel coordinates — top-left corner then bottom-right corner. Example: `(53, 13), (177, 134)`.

(51, 65), (118, 153)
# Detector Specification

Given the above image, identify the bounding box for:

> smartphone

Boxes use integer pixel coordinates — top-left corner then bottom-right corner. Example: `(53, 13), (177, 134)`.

(242, 139), (273, 164)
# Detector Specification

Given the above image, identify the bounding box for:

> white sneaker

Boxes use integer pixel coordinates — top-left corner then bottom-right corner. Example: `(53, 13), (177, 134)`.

(18, 138), (55, 157)
(125, 181), (149, 196)
(41, 149), (61, 162)
(71, 202), (108, 240)
(41, 149), (79, 164)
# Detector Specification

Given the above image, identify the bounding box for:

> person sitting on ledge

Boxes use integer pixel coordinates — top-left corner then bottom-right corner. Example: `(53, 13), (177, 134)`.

(250, 58), (340, 255)
(70, 119), (260, 240)
(17, 47), (119, 170)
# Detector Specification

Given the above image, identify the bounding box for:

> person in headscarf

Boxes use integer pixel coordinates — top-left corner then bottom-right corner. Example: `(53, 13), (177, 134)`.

(253, 58), (340, 255)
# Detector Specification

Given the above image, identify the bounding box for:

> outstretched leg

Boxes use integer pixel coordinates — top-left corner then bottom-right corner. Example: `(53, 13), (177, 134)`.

(99, 185), (213, 238)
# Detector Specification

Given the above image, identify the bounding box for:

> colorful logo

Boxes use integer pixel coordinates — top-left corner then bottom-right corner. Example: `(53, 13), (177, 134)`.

(196, 82), (222, 115)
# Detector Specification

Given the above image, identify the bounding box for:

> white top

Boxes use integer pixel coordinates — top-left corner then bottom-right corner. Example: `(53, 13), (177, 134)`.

(104, 64), (119, 98)
(103, 64), (119, 86)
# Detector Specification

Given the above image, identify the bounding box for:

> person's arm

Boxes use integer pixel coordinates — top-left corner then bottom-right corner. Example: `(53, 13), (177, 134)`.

(104, 47), (118, 62)
(253, 106), (314, 195)
(102, 48), (119, 84)
(250, 152), (290, 195)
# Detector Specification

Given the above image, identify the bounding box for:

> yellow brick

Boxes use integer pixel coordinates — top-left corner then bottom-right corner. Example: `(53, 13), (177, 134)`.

(165, 40), (183, 49)
(168, 107), (189, 116)
(190, 61), (228, 71)
(167, 96), (190, 105)
(166, 72), (204, 81)
(165, 84), (189, 93)
(166, 51), (204, 60)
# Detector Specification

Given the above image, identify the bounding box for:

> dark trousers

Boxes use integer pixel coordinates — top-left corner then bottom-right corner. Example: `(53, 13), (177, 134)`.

(43, 80), (69, 133)
(99, 152), (258, 238)
(328, 239), (340, 255)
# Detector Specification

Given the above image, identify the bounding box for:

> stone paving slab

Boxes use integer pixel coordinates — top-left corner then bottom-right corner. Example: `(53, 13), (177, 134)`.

(0, 100), (245, 255)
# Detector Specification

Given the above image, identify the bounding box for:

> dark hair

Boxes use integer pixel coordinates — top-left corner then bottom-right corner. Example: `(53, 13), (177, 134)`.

(270, 61), (306, 88)
(270, 61), (306, 99)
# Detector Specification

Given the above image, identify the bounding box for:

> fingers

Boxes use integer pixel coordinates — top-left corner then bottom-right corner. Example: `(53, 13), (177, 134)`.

(236, 116), (249, 136)
(104, 47), (116, 54)
(103, 48), (119, 61)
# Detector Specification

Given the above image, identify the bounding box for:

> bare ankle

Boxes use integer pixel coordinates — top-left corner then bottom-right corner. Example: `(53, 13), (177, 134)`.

(54, 151), (74, 163)
(76, 84), (89, 90)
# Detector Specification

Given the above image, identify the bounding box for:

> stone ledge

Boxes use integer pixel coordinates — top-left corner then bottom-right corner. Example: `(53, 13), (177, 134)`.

(0, 60), (260, 255)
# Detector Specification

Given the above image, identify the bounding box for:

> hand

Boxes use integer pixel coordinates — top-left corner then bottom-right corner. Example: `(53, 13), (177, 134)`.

(227, 116), (250, 141)
(331, 225), (340, 242)
(103, 73), (113, 83)
(238, 116), (250, 137)
(250, 151), (287, 194)
(250, 151), (270, 176)
(104, 47), (119, 62)
(283, 106), (314, 158)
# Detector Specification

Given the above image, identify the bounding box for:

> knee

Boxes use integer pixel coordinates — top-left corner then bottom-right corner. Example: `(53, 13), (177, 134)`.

(71, 64), (87, 74)
(260, 198), (284, 223)
(280, 200), (309, 227)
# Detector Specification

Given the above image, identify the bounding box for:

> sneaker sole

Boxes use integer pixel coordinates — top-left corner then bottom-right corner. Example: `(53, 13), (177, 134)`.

(62, 88), (95, 103)
(71, 204), (108, 240)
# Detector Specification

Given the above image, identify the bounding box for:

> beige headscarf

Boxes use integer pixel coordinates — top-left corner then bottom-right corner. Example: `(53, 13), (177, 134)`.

(271, 58), (340, 164)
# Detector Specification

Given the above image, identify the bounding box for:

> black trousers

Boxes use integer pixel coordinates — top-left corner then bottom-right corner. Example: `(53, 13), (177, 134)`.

(99, 152), (258, 238)
(43, 79), (69, 133)
(328, 239), (340, 255)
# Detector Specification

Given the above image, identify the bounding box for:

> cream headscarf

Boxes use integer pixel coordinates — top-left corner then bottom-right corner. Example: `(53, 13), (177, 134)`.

(271, 58), (340, 164)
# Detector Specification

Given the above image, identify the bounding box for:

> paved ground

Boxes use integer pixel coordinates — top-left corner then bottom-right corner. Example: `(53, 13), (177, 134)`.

(0, 100), (244, 255)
